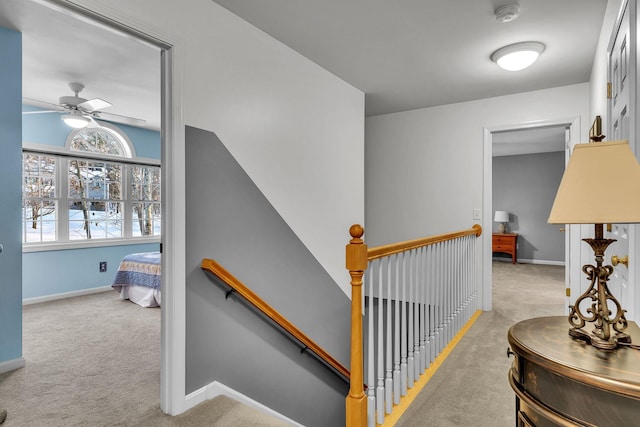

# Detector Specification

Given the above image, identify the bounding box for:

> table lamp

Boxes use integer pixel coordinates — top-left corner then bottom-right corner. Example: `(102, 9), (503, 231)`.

(548, 139), (640, 350)
(494, 210), (510, 233)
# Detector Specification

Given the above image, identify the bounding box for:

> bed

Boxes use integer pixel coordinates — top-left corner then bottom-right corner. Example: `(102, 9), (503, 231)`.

(112, 251), (161, 307)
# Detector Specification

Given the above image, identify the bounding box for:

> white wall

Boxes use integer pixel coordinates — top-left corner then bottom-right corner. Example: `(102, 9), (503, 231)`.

(365, 83), (590, 247)
(72, 0), (365, 296)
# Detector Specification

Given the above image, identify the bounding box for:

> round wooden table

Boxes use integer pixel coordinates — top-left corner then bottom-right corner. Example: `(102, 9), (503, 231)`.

(507, 316), (640, 426)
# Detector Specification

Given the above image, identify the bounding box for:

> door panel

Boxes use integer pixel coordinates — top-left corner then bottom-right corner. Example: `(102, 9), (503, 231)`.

(606, 0), (634, 320)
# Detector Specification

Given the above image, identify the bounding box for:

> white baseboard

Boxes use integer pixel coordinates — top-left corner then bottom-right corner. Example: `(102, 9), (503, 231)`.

(23, 286), (112, 305)
(0, 357), (25, 374)
(185, 380), (303, 426)
(515, 258), (565, 266)
(493, 257), (565, 267)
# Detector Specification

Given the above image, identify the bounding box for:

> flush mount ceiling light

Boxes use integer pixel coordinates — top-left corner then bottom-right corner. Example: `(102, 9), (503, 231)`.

(61, 110), (90, 128)
(491, 41), (545, 71)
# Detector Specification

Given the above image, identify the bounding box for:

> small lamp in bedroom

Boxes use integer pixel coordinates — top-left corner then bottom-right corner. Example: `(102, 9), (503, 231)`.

(494, 210), (510, 233)
(548, 138), (640, 350)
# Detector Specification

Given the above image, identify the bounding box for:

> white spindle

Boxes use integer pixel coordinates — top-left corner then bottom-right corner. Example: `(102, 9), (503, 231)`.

(446, 239), (453, 344)
(428, 244), (435, 363)
(464, 237), (470, 323)
(385, 256), (393, 414)
(376, 260), (384, 425)
(415, 249), (420, 381)
(463, 238), (469, 323)
(407, 249), (415, 388)
(462, 237), (469, 324)
(454, 238), (463, 335)
(421, 246), (425, 364)
(400, 251), (408, 396)
(393, 253), (401, 404)
(439, 241), (445, 354)
(426, 245), (433, 364)
(367, 269), (375, 427)
(443, 240), (448, 351)
(435, 242), (440, 357)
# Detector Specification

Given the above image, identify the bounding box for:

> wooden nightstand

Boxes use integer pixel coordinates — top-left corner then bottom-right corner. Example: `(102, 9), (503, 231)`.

(492, 233), (517, 264)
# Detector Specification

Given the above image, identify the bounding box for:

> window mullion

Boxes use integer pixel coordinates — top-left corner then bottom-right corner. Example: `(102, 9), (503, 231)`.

(123, 164), (133, 238)
(58, 156), (69, 242)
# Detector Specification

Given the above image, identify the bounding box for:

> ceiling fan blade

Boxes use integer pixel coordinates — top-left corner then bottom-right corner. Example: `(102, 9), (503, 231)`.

(22, 97), (66, 111)
(79, 98), (112, 112)
(93, 111), (147, 127)
(86, 116), (102, 129)
(22, 110), (60, 115)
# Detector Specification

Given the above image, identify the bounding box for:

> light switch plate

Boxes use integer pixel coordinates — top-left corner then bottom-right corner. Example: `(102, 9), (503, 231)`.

(472, 209), (481, 220)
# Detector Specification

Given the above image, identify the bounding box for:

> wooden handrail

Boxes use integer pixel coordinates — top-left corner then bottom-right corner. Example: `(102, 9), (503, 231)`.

(200, 258), (350, 381)
(367, 224), (482, 260)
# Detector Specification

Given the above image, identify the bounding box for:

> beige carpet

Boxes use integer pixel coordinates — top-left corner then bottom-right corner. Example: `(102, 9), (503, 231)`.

(395, 261), (565, 427)
(0, 261), (564, 426)
(0, 291), (288, 426)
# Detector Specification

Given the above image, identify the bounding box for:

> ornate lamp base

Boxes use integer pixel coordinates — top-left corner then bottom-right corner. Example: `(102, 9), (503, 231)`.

(567, 226), (630, 351)
(568, 327), (631, 351)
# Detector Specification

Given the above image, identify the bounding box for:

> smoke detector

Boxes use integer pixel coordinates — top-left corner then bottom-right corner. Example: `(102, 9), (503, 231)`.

(495, 4), (520, 23)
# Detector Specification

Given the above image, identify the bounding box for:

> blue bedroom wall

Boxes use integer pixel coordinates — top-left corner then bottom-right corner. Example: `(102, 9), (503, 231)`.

(0, 26), (23, 365)
(22, 104), (161, 159)
(23, 244), (159, 299)
(22, 106), (161, 300)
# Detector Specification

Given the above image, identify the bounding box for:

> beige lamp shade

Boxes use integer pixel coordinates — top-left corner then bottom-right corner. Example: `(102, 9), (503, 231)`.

(548, 140), (640, 224)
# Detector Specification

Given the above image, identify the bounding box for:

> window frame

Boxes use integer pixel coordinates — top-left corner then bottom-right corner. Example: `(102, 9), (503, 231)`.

(22, 127), (161, 253)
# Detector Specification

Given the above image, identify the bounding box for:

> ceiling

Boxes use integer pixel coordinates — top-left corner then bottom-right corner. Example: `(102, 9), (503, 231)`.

(0, 0), (608, 136)
(0, 0), (161, 130)
(211, 0), (608, 116)
(493, 126), (566, 157)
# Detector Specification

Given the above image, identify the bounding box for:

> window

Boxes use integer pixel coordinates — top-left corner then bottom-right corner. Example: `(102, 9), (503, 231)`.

(23, 153), (57, 243)
(131, 166), (161, 237)
(22, 125), (160, 246)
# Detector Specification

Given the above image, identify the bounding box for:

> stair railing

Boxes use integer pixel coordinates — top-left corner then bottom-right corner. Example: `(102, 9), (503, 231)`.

(345, 224), (482, 427)
(201, 258), (350, 381)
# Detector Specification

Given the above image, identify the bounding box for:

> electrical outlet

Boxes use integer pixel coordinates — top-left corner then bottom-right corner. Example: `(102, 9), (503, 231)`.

(99, 261), (107, 272)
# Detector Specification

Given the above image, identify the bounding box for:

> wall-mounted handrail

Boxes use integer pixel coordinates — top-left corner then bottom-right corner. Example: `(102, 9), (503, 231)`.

(200, 258), (350, 381)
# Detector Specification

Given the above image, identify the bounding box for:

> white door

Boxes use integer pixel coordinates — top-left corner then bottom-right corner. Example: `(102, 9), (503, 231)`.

(606, 0), (635, 320)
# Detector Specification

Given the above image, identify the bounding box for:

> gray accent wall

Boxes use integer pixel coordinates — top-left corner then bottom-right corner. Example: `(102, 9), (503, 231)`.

(185, 126), (351, 426)
(493, 151), (565, 263)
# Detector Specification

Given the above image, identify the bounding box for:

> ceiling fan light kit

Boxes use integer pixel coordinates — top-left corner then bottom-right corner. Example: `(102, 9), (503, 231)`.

(61, 110), (90, 129)
(491, 41), (545, 71)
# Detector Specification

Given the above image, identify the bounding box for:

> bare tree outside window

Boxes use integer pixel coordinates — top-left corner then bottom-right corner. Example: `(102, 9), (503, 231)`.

(22, 154), (57, 242)
(132, 165), (161, 237)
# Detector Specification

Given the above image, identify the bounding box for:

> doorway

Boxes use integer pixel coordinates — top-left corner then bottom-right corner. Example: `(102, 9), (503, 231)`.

(482, 118), (580, 312)
(0, 0), (183, 416)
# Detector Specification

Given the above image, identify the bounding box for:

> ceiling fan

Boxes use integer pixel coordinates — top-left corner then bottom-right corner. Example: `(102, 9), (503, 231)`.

(22, 82), (146, 129)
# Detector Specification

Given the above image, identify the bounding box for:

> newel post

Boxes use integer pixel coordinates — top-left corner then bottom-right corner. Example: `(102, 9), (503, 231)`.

(345, 224), (368, 427)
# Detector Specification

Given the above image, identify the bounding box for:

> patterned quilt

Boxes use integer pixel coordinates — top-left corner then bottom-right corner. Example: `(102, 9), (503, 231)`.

(112, 251), (161, 290)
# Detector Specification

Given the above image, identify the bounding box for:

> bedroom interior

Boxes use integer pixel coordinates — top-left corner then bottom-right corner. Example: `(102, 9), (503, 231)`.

(0, 1), (164, 424)
(1, 0), (635, 426)
(491, 125), (567, 267)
